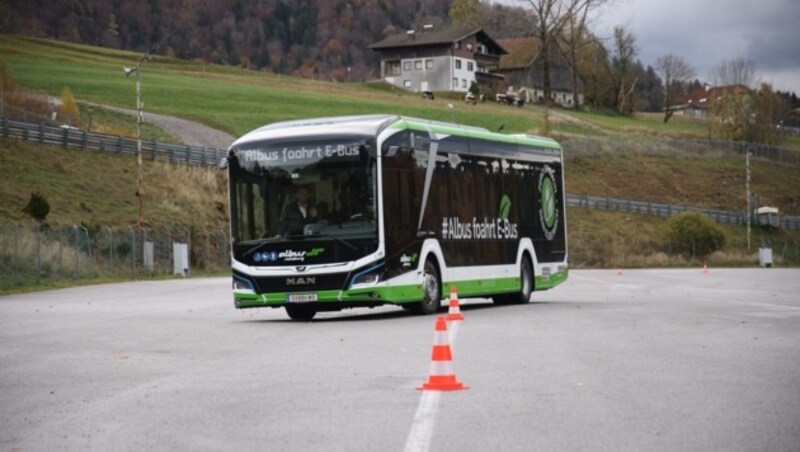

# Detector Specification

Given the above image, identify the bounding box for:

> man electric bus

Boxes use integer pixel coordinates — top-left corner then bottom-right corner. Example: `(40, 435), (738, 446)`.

(225, 115), (568, 320)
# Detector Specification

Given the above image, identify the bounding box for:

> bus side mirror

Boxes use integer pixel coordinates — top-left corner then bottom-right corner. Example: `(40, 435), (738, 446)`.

(218, 157), (229, 169)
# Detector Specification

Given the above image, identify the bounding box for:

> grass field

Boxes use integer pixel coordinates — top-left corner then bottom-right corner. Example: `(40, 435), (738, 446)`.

(1, 34), (725, 140)
(0, 140), (226, 228)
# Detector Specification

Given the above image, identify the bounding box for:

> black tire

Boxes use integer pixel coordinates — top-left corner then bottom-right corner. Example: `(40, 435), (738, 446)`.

(493, 257), (533, 305)
(516, 257), (534, 304)
(409, 260), (441, 315)
(285, 304), (316, 321)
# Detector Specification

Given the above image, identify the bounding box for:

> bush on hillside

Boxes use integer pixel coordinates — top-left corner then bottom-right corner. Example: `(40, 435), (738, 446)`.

(22, 192), (50, 223)
(60, 86), (80, 126)
(661, 211), (726, 257)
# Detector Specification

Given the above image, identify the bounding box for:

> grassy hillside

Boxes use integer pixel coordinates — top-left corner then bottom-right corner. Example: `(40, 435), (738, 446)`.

(1, 140), (226, 228)
(3, 139), (797, 271)
(1, 35), (715, 140)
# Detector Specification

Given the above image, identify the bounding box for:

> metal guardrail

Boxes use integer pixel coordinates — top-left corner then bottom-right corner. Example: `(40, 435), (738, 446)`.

(0, 117), (227, 166)
(566, 194), (800, 230)
(2, 117), (798, 230)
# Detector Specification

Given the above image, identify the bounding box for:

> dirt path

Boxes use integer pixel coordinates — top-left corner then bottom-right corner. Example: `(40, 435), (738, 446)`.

(94, 104), (236, 150)
(52, 96), (235, 149)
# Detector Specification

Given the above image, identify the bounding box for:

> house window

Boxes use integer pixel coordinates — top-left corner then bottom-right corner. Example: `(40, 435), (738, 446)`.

(403, 61), (411, 72)
(467, 43), (473, 51)
(415, 60), (422, 70)
(462, 79), (467, 88)
(404, 80), (411, 88)
(455, 59), (462, 70)
(453, 77), (458, 88)
(454, 41), (460, 49)
(467, 62), (474, 72)
(425, 59), (433, 70)
(387, 61), (401, 76)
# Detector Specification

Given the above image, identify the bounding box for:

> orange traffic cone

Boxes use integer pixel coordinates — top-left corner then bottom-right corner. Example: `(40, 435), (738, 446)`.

(446, 286), (465, 321)
(703, 263), (709, 274)
(418, 317), (468, 391)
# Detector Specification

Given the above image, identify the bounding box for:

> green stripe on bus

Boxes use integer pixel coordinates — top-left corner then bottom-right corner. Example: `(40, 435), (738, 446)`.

(534, 268), (569, 290)
(443, 277), (520, 297)
(234, 270), (567, 309)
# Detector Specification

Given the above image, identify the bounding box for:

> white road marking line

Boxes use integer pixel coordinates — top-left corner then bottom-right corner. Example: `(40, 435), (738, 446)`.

(404, 390), (441, 452)
(404, 320), (461, 452)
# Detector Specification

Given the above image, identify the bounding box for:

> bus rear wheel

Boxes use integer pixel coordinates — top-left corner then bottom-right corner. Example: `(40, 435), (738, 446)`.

(409, 260), (441, 315)
(493, 258), (533, 305)
(285, 304), (317, 321)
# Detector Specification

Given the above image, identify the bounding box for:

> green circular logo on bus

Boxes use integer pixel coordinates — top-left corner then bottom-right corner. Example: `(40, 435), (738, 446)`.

(541, 178), (556, 228)
(538, 165), (559, 241)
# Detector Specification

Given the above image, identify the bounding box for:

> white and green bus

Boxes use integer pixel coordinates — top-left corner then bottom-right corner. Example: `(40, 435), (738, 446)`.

(225, 115), (568, 320)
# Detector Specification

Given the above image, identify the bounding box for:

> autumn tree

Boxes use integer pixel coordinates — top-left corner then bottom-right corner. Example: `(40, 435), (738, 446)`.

(0, 57), (15, 115)
(449, 0), (483, 28)
(750, 83), (787, 145)
(708, 56), (756, 141)
(60, 86), (79, 126)
(656, 53), (695, 123)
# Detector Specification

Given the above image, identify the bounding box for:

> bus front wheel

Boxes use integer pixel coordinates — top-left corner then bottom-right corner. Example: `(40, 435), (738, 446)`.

(410, 260), (441, 315)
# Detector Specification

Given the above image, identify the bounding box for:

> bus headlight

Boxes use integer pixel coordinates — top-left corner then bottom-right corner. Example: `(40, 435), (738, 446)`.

(233, 276), (255, 293)
(349, 264), (384, 289)
(352, 272), (381, 286)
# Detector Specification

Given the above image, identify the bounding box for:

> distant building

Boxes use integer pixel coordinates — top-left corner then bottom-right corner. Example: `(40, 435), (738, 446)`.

(494, 36), (584, 108)
(368, 26), (507, 94)
(676, 84), (752, 120)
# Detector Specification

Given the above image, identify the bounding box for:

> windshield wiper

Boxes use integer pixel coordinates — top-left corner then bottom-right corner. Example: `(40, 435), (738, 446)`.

(242, 235), (303, 257)
(313, 233), (357, 251)
(242, 238), (276, 257)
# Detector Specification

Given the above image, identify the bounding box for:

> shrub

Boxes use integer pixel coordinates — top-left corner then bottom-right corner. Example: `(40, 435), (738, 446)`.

(662, 211), (726, 257)
(22, 192), (50, 223)
(60, 86), (80, 126)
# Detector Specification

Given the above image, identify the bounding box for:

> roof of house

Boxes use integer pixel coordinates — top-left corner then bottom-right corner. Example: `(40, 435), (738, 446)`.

(496, 37), (541, 70)
(368, 26), (507, 55)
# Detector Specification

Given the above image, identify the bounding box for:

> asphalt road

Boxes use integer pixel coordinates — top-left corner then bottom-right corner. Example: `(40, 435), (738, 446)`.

(1, 269), (798, 451)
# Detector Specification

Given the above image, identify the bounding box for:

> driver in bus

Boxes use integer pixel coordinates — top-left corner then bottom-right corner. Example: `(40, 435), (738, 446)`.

(278, 185), (318, 236)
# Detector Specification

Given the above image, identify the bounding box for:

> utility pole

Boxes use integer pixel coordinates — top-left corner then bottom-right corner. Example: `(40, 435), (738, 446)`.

(746, 147), (752, 252)
(124, 51), (152, 230)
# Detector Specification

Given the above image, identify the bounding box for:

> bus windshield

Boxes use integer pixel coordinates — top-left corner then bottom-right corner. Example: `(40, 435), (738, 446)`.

(229, 136), (378, 254)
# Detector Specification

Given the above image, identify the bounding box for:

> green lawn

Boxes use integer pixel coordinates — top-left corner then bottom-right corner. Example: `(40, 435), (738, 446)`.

(0, 34), (733, 141)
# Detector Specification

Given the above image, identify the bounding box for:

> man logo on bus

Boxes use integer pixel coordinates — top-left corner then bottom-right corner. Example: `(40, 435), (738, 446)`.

(539, 165), (559, 241)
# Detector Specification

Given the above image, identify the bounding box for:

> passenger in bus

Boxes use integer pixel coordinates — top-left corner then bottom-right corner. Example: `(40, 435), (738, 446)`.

(278, 185), (317, 236)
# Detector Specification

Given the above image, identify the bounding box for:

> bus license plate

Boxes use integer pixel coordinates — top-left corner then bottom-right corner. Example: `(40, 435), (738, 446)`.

(286, 293), (317, 303)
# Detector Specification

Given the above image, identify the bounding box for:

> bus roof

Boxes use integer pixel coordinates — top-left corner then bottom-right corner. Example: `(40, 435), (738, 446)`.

(230, 115), (561, 151)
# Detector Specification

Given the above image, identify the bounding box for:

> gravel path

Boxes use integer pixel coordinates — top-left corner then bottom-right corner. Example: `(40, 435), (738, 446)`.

(53, 96), (236, 149)
(95, 103), (236, 150)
